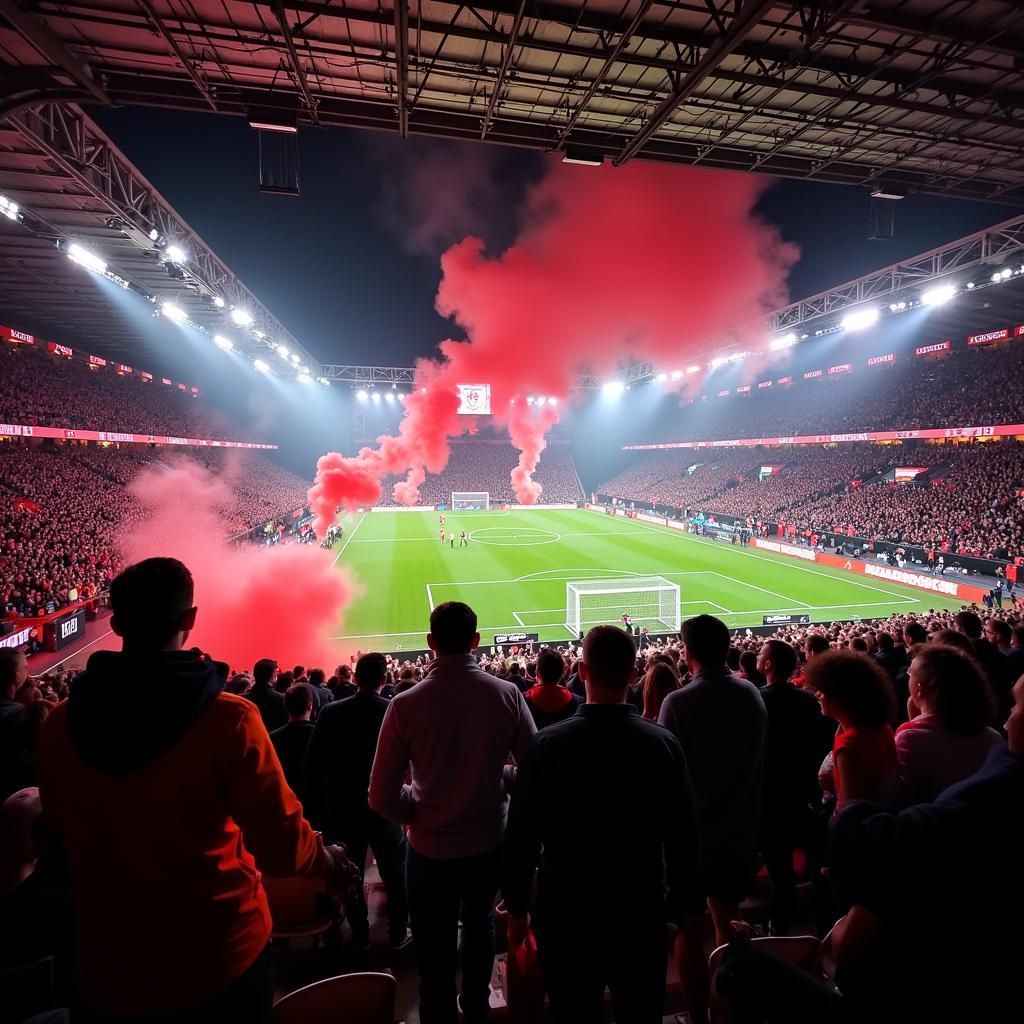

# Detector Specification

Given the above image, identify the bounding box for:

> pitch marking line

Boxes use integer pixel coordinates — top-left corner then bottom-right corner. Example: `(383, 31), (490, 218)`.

(706, 570), (812, 609)
(331, 511), (366, 567)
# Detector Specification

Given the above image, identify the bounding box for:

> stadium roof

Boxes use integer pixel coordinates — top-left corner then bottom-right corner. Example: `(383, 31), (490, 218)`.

(3, 1), (1024, 203)
(0, 101), (320, 371)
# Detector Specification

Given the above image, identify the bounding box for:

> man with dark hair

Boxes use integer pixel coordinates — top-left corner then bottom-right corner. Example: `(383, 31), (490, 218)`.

(370, 602), (536, 1024)
(248, 657), (286, 732)
(270, 683), (315, 796)
(504, 625), (700, 1023)
(659, 614), (766, 1024)
(756, 639), (834, 934)
(523, 648), (579, 730)
(955, 608), (1012, 720)
(0, 648), (32, 800)
(37, 557), (358, 1022)
(305, 651), (410, 952)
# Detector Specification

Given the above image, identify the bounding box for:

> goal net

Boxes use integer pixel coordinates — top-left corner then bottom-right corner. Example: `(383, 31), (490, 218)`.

(451, 491), (490, 511)
(565, 576), (681, 637)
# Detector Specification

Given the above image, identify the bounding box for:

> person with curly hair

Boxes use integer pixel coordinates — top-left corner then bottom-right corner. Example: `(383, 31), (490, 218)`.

(805, 650), (898, 810)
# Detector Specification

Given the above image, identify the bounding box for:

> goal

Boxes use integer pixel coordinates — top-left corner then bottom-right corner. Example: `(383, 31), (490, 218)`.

(565, 576), (681, 638)
(451, 491), (490, 511)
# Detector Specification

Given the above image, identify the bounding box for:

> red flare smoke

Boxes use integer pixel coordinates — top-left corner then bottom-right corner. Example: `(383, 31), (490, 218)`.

(122, 459), (354, 670)
(309, 161), (797, 532)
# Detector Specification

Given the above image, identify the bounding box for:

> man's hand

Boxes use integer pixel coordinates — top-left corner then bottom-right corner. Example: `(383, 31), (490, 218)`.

(322, 843), (363, 900)
(507, 912), (531, 948)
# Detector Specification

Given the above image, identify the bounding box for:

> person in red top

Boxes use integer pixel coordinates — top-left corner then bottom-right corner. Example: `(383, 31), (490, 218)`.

(38, 557), (358, 1023)
(805, 650), (898, 811)
(524, 648), (580, 730)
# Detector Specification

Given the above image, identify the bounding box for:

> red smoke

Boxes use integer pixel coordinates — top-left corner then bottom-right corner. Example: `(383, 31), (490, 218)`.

(122, 459), (354, 671)
(309, 161), (796, 533)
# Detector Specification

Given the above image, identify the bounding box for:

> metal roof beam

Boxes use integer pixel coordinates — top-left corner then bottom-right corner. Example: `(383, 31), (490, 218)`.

(0, 0), (110, 105)
(393, 0), (410, 136)
(134, 0), (217, 111)
(271, 0), (320, 125)
(481, 0), (526, 139)
(614, 0), (778, 164)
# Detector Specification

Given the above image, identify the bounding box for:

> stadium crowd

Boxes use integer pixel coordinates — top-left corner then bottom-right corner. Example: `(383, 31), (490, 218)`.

(1, 445), (309, 618)
(0, 341), (253, 441)
(1, 557), (1019, 1024)
(379, 439), (584, 506)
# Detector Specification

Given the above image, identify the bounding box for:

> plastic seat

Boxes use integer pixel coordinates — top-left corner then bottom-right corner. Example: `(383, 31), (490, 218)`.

(0, 955), (57, 1023)
(272, 971), (398, 1024)
(263, 874), (340, 941)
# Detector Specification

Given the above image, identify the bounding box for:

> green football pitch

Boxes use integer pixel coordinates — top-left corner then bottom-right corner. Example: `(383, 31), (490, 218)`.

(330, 508), (964, 651)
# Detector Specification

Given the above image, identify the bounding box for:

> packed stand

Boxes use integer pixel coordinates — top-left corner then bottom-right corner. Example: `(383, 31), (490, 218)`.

(3, 558), (1018, 1024)
(0, 341), (258, 441)
(378, 439), (584, 505)
(1, 443), (310, 618)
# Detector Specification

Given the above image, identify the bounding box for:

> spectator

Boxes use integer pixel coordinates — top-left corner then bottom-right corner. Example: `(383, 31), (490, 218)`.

(331, 664), (357, 700)
(658, 614), (767, 1024)
(269, 683), (315, 797)
(369, 602), (536, 1024)
(955, 609), (1012, 722)
(805, 651), (898, 810)
(756, 639), (834, 934)
(306, 667), (332, 714)
(37, 557), (359, 1022)
(502, 626), (701, 1023)
(640, 661), (680, 722)
(305, 652), (411, 953)
(894, 644), (1004, 804)
(793, 633), (830, 688)
(738, 649), (767, 688)
(248, 657), (286, 732)
(0, 648), (32, 800)
(523, 648), (580, 730)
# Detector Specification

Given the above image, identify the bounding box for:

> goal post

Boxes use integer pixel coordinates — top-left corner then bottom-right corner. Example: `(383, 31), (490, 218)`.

(565, 576), (681, 637)
(451, 491), (490, 511)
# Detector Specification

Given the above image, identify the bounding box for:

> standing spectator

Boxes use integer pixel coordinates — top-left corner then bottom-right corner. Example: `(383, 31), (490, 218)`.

(894, 644), (1004, 804)
(640, 661), (680, 722)
(306, 667), (332, 715)
(37, 557), (358, 1022)
(805, 651), (897, 810)
(305, 652), (411, 953)
(269, 683), (315, 797)
(658, 614), (767, 1024)
(523, 648), (580, 730)
(248, 657), (286, 733)
(793, 633), (830, 688)
(756, 640), (834, 934)
(331, 664), (358, 700)
(369, 602), (536, 1024)
(955, 609), (1012, 722)
(503, 626), (701, 1023)
(0, 649), (32, 800)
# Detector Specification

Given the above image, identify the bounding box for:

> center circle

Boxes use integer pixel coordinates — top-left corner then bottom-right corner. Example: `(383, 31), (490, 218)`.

(468, 527), (561, 546)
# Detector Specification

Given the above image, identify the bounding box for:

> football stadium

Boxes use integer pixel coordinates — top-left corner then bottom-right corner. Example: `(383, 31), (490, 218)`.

(1, 3), (1022, 1023)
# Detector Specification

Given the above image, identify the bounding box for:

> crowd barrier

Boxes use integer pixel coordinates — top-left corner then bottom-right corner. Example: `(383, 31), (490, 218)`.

(2, 594), (105, 652)
(0, 422), (277, 449)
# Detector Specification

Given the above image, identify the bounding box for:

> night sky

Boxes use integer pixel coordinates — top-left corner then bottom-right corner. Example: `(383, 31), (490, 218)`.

(95, 107), (1016, 368)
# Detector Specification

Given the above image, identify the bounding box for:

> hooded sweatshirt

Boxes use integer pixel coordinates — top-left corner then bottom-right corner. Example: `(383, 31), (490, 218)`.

(524, 683), (581, 731)
(38, 648), (322, 1016)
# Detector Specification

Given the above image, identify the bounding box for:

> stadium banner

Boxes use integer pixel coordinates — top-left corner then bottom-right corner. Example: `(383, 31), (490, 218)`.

(1, 325), (35, 345)
(753, 538), (989, 602)
(968, 328), (1009, 346)
(894, 466), (928, 481)
(47, 608), (86, 651)
(915, 341), (951, 356)
(763, 614), (811, 626)
(622, 421), (1024, 451)
(829, 363), (853, 375)
(493, 632), (539, 646)
(867, 353), (895, 366)
(0, 422), (277, 448)
(47, 342), (73, 358)
(0, 626), (31, 650)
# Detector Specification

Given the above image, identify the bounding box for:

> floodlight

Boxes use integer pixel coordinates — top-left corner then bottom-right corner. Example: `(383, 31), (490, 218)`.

(230, 307), (253, 326)
(297, 372), (312, 384)
(0, 195), (19, 222)
(164, 244), (187, 264)
(254, 359), (269, 374)
(161, 301), (186, 322)
(299, 365), (309, 375)
(967, 282), (975, 289)
(769, 333), (797, 351)
(602, 380), (625, 397)
(548, 396), (558, 406)
(254, 330), (265, 340)
(840, 307), (879, 331)
(670, 370), (683, 379)
(385, 392), (395, 402)
(686, 366), (701, 374)
(148, 227), (160, 241)
(726, 351), (748, 364)
(67, 242), (107, 275)
(276, 344), (290, 358)
(371, 391), (381, 403)
(527, 396), (535, 405)
(921, 284), (956, 306)
(397, 392), (406, 402)
(1001, 268), (1013, 279)
(655, 373), (668, 383)
(213, 335), (234, 351)
(290, 354), (300, 365)
(212, 296), (225, 308)
(710, 356), (726, 369)
(992, 272), (1003, 283)
(356, 389), (368, 402)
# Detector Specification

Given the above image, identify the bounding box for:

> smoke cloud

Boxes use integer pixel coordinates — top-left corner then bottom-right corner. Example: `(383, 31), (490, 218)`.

(310, 161), (797, 533)
(122, 459), (354, 670)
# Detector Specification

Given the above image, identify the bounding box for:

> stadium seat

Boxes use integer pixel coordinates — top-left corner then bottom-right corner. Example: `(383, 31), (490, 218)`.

(263, 875), (342, 944)
(272, 971), (398, 1024)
